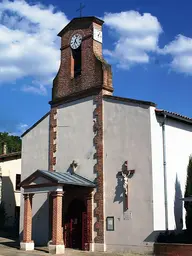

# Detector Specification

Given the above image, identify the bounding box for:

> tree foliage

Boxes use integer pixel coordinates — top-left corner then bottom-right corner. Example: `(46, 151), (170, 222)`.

(184, 156), (192, 233)
(0, 132), (21, 154)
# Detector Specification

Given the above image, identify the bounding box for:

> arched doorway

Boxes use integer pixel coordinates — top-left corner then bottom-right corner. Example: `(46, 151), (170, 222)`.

(64, 198), (86, 250)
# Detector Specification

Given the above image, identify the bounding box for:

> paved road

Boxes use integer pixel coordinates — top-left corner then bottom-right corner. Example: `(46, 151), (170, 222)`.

(0, 236), (151, 256)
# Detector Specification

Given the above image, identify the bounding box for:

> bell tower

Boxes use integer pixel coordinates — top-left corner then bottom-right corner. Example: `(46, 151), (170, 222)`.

(48, 17), (111, 249)
(50, 16), (113, 106)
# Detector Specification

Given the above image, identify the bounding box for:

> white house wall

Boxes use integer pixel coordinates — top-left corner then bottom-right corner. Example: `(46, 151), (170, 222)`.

(103, 98), (153, 252)
(56, 97), (96, 181)
(150, 108), (192, 232)
(20, 114), (50, 245)
(0, 158), (21, 227)
(150, 107), (165, 231)
(165, 118), (192, 230)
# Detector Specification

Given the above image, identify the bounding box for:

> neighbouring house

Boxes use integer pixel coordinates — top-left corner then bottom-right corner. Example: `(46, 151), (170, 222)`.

(19, 16), (192, 254)
(0, 143), (21, 232)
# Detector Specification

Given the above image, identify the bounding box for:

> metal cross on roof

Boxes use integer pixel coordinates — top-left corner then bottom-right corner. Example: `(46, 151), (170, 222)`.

(76, 3), (85, 18)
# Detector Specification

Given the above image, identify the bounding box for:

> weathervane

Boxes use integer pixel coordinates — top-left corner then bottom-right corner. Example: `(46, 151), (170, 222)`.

(76, 3), (85, 18)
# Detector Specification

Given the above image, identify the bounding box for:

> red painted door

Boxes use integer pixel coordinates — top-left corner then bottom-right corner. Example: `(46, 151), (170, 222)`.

(63, 219), (73, 248)
(82, 212), (89, 251)
(64, 199), (87, 250)
(69, 218), (73, 248)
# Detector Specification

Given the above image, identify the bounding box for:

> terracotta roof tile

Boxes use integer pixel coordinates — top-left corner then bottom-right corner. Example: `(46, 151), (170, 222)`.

(0, 151), (21, 161)
(155, 109), (192, 124)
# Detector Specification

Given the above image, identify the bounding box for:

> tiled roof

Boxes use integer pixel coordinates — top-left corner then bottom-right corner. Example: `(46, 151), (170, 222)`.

(155, 109), (192, 124)
(0, 152), (21, 161)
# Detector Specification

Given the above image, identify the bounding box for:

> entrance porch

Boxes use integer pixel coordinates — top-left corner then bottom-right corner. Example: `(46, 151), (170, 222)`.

(20, 170), (95, 254)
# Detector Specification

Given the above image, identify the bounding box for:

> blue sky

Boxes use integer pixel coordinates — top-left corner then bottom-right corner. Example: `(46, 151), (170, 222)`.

(0, 0), (192, 135)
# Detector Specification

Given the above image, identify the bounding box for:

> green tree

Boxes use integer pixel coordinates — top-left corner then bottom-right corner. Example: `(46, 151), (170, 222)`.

(0, 132), (21, 154)
(184, 156), (192, 233)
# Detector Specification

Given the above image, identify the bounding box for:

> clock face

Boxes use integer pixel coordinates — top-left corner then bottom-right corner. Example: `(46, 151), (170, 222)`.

(70, 34), (82, 50)
(93, 27), (102, 43)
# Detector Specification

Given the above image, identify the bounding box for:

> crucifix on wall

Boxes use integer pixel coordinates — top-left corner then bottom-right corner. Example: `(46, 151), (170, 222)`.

(118, 161), (135, 211)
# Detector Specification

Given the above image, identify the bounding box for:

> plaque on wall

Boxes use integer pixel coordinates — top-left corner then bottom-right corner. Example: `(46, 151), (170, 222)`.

(106, 216), (114, 231)
(123, 210), (132, 220)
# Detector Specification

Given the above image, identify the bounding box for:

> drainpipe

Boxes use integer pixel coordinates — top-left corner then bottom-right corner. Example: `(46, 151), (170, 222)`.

(161, 112), (168, 231)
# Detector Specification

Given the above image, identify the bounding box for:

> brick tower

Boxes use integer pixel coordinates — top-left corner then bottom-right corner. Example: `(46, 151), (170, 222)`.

(49, 17), (113, 251)
(50, 16), (113, 105)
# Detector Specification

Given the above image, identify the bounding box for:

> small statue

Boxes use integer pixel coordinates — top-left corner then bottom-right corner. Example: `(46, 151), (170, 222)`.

(70, 160), (78, 174)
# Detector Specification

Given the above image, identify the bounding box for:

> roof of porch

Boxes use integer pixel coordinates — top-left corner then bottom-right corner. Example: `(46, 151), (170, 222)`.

(20, 169), (96, 192)
(181, 196), (192, 202)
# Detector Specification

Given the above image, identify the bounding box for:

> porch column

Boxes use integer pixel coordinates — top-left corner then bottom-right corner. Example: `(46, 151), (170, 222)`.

(20, 193), (34, 251)
(87, 191), (94, 251)
(48, 191), (65, 254)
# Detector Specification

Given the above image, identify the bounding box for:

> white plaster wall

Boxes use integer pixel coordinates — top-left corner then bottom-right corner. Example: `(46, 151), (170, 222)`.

(0, 158), (21, 226)
(104, 99), (153, 252)
(151, 108), (192, 232)
(165, 119), (192, 230)
(56, 97), (96, 181)
(150, 107), (165, 231)
(20, 114), (50, 245)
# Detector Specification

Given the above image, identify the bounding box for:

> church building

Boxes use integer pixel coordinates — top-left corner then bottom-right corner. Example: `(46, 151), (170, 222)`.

(19, 16), (192, 254)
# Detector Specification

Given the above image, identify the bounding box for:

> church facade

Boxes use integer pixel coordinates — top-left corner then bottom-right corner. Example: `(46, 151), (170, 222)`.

(19, 17), (192, 254)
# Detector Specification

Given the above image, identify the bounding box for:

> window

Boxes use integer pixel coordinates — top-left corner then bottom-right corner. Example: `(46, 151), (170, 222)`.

(15, 174), (21, 190)
(72, 46), (81, 78)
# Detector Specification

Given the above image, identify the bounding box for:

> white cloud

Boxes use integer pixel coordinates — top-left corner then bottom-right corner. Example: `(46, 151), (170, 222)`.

(103, 11), (163, 69)
(0, 0), (69, 92)
(22, 83), (47, 96)
(103, 11), (192, 76)
(0, 2), (191, 83)
(16, 123), (28, 135)
(160, 35), (192, 75)
(8, 123), (29, 136)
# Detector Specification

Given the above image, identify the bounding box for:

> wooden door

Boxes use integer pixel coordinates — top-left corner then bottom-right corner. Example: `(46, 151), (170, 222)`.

(82, 212), (89, 251)
(64, 199), (87, 250)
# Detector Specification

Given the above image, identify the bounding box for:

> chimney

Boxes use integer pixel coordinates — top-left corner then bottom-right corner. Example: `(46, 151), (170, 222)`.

(2, 142), (7, 155)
